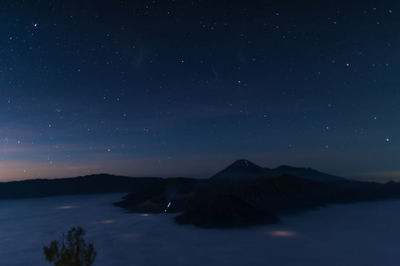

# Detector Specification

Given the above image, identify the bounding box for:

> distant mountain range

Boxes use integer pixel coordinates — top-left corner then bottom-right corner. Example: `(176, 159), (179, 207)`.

(0, 174), (163, 199)
(212, 159), (347, 182)
(0, 159), (347, 200)
(1, 159), (400, 228)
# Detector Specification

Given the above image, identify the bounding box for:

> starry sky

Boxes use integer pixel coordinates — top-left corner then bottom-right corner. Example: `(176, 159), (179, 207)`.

(0, 0), (399, 181)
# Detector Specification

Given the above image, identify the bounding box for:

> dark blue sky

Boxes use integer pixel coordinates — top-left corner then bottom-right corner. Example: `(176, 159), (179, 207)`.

(0, 0), (398, 180)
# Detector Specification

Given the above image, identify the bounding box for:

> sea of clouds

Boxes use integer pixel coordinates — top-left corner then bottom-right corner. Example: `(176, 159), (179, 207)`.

(0, 193), (399, 266)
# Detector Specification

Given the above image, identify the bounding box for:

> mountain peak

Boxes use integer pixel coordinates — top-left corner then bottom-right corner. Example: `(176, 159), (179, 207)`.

(227, 159), (263, 170)
(211, 159), (265, 179)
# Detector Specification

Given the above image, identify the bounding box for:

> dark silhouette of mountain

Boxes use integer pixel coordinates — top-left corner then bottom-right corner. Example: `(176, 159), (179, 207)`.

(0, 174), (166, 199)
(265, 165), (348, 182)
(211, 159), (266, 179)
(0, 160), (344, 201)
(211, 159), (347, 182)
(1, 160), (400, 229)
(115, 173), (400, 228)
(114, 177), (200, 213)
(174, 194), (278, 228)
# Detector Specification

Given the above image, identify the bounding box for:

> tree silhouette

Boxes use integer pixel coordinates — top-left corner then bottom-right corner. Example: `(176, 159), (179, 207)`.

(43, 227), (97, 266)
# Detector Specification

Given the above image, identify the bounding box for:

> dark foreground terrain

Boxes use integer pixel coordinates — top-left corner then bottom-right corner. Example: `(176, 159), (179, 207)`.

(115, 172), (400, 228)
(1, 159), (400, 228)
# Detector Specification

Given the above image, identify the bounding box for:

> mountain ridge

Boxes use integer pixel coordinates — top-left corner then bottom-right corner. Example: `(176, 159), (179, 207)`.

(0, 161), (399, 228)
(211, 159), (347, 182)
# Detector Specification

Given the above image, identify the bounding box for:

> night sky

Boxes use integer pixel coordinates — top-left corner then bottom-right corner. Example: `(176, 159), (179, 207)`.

(0, 1), (398, 181)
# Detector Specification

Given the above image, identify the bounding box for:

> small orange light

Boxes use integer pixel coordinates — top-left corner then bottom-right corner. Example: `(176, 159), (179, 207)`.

(267, 230), (296, 237)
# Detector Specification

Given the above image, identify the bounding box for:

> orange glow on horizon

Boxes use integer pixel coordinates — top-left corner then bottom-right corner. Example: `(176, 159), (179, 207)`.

(57, 205), (77, 209)
(267, 230), (296, 237)
(100, 219), (116, 224)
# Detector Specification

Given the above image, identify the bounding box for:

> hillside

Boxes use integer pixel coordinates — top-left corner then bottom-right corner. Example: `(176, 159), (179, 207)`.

(212, 159), (347, 182)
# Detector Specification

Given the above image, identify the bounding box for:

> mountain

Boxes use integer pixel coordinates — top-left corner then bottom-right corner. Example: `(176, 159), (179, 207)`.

(0, 162), (398, 229)
(211, 159), (347, 182)
(265, 165), (347, 182)
(211, 159), (266, 179)
(117, 172), (400, 228)
(0, 174), (166, 199)
(174, 194), (278, 228)
(0, 160), (345, 201)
